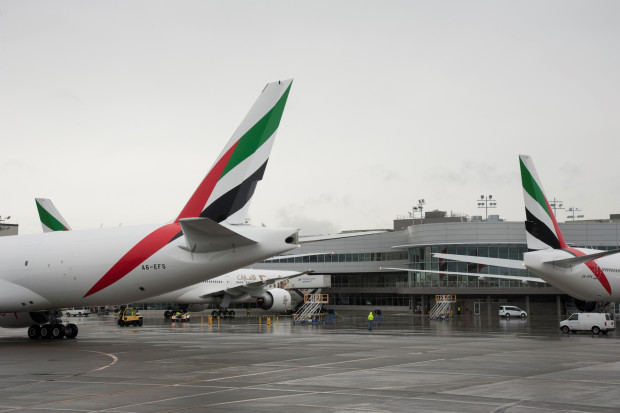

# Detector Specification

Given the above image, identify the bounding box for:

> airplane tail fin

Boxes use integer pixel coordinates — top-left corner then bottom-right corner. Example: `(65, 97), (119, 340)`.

(176, 79), (293, 225)
(35, 198), (71, 232)
(519, 155), (568, 251)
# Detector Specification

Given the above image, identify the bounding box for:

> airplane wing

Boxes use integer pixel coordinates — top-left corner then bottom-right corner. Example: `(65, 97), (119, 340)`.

(380, 267), (546, 283)
(178, 218), (256, 253)
(433, 253), (525, 270)
(300, 231), (387, 243)
(265, 252), (334, 261)
(543, 248), (620, 268)
(198, 270), (314, 298)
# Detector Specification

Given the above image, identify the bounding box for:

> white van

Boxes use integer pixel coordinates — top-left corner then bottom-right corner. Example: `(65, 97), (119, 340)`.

(560, 313), (615, 335)
(498, 305), (527, 318)
(65, 307), (91, 317)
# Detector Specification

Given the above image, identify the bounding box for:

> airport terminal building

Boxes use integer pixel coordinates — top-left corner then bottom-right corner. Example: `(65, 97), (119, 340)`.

(258, 211), (620, 316)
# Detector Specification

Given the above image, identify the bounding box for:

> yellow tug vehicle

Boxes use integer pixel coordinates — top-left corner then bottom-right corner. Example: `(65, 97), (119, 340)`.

(117, 306), (143, 327)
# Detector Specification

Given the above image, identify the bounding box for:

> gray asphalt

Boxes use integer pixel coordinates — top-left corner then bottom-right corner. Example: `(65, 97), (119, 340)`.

(1, 311), (619, 412)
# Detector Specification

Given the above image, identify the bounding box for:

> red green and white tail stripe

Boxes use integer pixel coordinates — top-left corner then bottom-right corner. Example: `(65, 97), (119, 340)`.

(176, 79), (293, 224)
(519, 155), (568, 251)
(84, 80), (293, 298)
(35, 198), (71, 232)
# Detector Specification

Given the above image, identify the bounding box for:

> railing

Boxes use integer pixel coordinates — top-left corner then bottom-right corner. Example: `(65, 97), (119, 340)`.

(395, 280), (553, 289)
(293, 294), (329, 323)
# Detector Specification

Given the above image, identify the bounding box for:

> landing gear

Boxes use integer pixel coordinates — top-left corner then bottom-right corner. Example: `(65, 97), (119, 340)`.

(27, 322), (78, 339)
(210, 309), (236, 318)
(28, 318), (78, 340)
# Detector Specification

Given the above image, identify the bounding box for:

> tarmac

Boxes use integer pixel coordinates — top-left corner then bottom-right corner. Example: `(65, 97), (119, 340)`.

(1, 311), (619, 412)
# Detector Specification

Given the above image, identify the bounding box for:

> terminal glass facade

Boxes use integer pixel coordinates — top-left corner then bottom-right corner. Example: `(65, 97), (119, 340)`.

(406, 244), (532, 287)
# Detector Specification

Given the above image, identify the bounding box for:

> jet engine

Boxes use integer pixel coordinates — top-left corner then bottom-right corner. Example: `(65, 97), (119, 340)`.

(256, 288), (291, 312)
(185, 304), (210, 313)
(0, 311), (52, 328)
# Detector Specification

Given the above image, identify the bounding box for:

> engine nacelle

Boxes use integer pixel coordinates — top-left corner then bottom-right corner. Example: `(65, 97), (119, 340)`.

(0, 311), (52, 328)
(185, 304), (210, 313)
(256, 288), (291, 312)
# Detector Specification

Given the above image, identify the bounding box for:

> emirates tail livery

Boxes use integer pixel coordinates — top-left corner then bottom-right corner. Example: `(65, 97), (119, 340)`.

(384, 155), (620, 305)
(0, 79), (299, 339)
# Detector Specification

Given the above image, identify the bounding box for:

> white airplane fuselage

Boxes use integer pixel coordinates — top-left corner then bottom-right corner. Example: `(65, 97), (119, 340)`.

(145, 269), (296, 305)
(524, 248), (620, 302)
(0, 224), (297, 313)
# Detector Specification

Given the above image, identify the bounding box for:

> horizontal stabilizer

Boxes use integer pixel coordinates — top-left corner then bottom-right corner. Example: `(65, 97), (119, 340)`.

(381, 267), (545, 283)
(544, 248), (620, 268)
(179, 218), (256, 253)
(433, 253), (525, 270)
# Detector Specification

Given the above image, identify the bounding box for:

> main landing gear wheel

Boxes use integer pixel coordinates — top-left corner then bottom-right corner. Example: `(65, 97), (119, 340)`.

(64, 323), (78, 339)
(40, 324), (53, 339)
(51, 324), (65, 339)
(28, 325), (41, 339)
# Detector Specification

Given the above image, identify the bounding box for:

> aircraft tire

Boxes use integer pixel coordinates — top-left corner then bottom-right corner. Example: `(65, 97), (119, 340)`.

(40, 324), (53, 339)
(28, 325), (41, 339)
(65, 324), (78, 339)
(51, 324), (65, 339)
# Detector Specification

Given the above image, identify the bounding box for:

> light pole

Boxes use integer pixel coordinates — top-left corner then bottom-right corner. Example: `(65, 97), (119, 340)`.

(414, 199), (425, 225)
(477, 195), (497, 221)
(549, 198), (564, 217)
(566, 207), (584, 221)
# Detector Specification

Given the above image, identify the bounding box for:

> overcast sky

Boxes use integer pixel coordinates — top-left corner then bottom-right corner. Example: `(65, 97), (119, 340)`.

(2, 1), (619, 235)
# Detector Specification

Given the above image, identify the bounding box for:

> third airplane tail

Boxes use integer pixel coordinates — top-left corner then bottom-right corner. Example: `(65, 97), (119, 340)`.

(519, 154), (569, 251)
(36, 198), (71, 232)
(176, 79), (293, 225)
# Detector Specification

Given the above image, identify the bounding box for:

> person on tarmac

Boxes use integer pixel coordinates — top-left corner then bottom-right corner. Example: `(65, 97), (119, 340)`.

(368, 311), (374, 330)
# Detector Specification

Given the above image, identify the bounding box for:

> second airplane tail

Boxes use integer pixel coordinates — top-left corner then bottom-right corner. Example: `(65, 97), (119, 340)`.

(519, 155), (568, 251)
(176, 79), (293, 225)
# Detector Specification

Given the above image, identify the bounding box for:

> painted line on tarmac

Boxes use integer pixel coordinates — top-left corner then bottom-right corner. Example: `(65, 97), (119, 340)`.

(296, 403), (391, 412)
(76, 350), (118, 375)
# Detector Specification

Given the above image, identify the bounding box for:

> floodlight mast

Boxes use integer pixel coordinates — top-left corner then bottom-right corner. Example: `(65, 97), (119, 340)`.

(476, 195), (497, 221)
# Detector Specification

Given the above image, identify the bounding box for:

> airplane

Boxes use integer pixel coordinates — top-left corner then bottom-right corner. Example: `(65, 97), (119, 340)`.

(150, 269), (312, 318)
(383, 155), (620, 309)
(35, 198), (317, 319)
(0, 79), (299, 339)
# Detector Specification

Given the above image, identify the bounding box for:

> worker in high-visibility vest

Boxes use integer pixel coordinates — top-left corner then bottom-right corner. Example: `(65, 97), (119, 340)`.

(368, 311), (374, 330)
